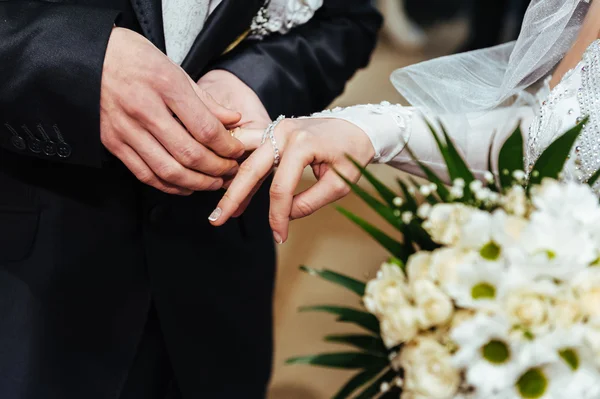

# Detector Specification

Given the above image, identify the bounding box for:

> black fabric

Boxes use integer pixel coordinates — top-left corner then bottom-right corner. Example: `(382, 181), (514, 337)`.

(0, 0), (382, 398)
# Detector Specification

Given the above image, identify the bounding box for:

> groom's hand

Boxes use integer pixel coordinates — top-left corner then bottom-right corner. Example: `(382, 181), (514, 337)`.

(197, 70), (271, 130)
(100, 28), (245, 195)
(197, 69), (271, 211)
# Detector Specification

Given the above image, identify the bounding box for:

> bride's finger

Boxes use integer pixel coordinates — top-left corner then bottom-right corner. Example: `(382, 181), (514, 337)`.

(269, 146), (312, 244)
(289, 166), (355, 221)
(234, 128), (264, 151)
(208, 144), (273, 226)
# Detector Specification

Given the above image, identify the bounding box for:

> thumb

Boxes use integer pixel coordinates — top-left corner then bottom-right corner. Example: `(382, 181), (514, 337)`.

(186, 75), (242, 125)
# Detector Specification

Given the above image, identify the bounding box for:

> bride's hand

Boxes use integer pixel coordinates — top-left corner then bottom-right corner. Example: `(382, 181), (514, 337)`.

(208, 118), (375, 244)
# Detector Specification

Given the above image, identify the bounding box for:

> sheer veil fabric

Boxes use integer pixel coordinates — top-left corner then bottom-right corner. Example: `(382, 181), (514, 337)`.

(391, 0), (591, 142)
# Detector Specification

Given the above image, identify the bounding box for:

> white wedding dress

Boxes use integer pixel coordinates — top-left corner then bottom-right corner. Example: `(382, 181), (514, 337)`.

(312, 0), (600, 188)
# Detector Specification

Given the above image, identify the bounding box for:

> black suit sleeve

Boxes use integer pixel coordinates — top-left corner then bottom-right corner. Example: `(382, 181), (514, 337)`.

(0, 1), (118, 167)
(209, 0), (383, 118)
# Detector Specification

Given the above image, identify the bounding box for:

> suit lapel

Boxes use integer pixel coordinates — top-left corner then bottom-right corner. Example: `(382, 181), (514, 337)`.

(181, 0), (264, 81)
(131, 0), (166, 52)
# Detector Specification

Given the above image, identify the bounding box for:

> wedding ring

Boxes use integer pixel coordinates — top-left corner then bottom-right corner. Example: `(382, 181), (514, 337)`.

(262, 115), (285, 166)
(229, 127), (240, 138)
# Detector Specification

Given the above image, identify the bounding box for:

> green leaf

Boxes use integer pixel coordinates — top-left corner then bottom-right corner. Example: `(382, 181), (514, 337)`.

(379, 389), (402, 398)
(334, 169), (405, 234)
(300, 305), (380, 334)
(325, 334), (387, 354)
(529, 118), (587, 187)
(498, 124), (525, 189)
(441, 124), (476, 185)
(396, 178), (418, 212)
(332, 367), (386, 399)
(424, 120), (460, 181)
(337, 207), (411, 262)
(286, 353), (388, 370)
(404, 146), (451, 201)
(587, 168), (600, 187)
(346, 155), (398, 207)
(354, 368), (397, 399)
(300, 266), (366, 297)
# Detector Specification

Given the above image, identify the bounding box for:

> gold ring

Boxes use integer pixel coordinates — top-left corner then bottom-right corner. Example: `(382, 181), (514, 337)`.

(229, 127), (240, 138)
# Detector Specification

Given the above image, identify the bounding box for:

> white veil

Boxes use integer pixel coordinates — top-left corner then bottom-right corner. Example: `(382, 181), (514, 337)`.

(391, 0), (591, 137)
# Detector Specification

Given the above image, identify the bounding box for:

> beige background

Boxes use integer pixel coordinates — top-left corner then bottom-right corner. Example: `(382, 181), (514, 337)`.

(266, 21), (467, 399)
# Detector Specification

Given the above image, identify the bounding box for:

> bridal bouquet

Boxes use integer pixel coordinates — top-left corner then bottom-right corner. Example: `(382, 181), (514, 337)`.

(288, 118), (600, 399)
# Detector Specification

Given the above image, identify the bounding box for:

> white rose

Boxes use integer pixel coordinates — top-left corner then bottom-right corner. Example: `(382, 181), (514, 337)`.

(412, 279), (454, 330)
(399, 336), (461, 399)
(423, 204), (475, 246)
(380, 306), (419, 348)
(572, 269), (600, 320)
(406, 252), (433, 283)
(504, 284), (554, 334)
(553, 289), (583, 328)
(429, 248), (475, 289)
(363, 263), (409, 316)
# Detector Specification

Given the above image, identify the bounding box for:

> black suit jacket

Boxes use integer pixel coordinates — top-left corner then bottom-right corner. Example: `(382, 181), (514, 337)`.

(0, 1), (381, 398)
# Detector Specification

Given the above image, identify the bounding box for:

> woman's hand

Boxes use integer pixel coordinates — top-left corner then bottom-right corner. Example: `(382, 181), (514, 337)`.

(208, 117), (375, 244)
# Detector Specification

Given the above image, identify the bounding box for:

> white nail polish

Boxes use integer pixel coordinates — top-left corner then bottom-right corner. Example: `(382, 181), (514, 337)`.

(208, 208), (222, 222)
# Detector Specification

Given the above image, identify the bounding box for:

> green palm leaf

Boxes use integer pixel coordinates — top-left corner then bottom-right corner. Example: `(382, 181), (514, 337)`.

(286, 353), (388, 369)
(334, 169), (404, 233)
(299, 305), (380, 334)
(325, 334), (387, 354)
(337, 207), (412, 262)
(396, 178), (418, 212)
(354, 368), (397, 399)
(332, 367), (386, 399)
(404, 146), (451, 201)
(587, 168), (600, 187)
(529, 117), (587, 187)
(498, 124), (524, 189)
(346, 155), (398, 207)
(441, 124), (476, 185)
(299, 266), (366, 297)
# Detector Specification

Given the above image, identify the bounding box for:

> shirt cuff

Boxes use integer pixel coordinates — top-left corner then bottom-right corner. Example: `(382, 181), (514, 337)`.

(309, 102), (413, 163)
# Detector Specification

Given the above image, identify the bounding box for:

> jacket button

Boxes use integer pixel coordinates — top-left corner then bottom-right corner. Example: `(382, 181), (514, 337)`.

(27, 137), (43, 154)
(11, 136), (26, 151)
(57, 142), (72, 158)
(43, 141), (57, 156)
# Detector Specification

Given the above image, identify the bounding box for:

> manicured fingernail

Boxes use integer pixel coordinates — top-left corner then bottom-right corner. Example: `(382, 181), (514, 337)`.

(273, 232), (283, 244)
(208, 207), (222, 222)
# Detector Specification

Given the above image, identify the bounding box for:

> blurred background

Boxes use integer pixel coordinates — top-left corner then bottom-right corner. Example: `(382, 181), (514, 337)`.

(267, 1), (529, 397)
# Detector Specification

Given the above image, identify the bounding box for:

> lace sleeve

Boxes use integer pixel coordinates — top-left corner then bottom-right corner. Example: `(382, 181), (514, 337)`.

(309, 102), (413, 163)
(308, 103), (535, 182)
(250, 0), (324, 38)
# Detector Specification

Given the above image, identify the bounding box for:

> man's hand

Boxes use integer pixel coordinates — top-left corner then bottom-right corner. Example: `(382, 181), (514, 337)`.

(198, 69), (271, 210)
(100, 28), (245, 195)
(197, 70), (271, 130)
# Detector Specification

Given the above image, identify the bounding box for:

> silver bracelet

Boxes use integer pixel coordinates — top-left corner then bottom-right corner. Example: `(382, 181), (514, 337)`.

(262, 115), (285, 166)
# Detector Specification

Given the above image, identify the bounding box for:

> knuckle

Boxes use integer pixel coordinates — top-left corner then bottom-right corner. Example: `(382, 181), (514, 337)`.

(156, 164), (182, 182)
(136, 169), (156, 185)
(332, 180), (351, 196)
(238, 162), (257, 179)
(197, 119), (219, 142)
(268, 213), (285, 226)
(178, 146), (203, 167)
(269, 182), (287, 200)
(294, 198), (315, 217)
